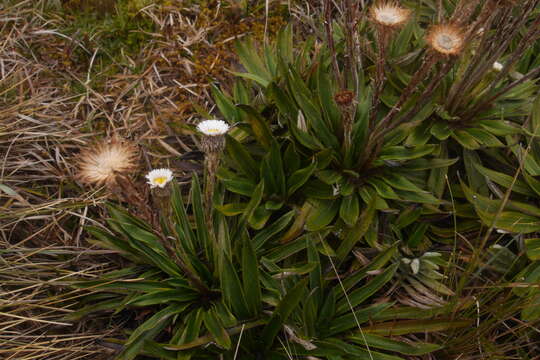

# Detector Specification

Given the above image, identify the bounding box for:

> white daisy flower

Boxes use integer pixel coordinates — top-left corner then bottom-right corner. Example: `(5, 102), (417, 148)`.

(196, 120), (230, 136)
(145, 168), (173, 188)
(493, 61), (504, 72)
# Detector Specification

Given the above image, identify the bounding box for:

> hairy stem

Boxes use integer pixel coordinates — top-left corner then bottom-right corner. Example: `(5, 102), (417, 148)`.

(324, 0), (343, 88)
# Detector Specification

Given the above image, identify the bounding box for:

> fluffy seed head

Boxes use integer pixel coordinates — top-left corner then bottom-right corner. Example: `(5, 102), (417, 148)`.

(145, 168), (173, 188)
(426, 24), (464, 55)
(77, 140), (138, 186)
(197, 120), (230, 136)
(370, 2), (411, 28)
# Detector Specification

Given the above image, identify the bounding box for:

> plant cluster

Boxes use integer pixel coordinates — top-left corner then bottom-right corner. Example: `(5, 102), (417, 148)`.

(71, 0), (540, 359)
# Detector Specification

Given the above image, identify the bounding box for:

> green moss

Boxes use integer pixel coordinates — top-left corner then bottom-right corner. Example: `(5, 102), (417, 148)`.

(59, 0), (156, 68)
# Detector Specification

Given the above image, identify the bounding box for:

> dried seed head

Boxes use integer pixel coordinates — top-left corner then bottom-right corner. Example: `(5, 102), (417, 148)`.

(77, 139), (139, 186)
(426, 24), (465, 55)
(145, 168), (173, 188)
(334, 90), (355, 106)
(370, 2), (411, 28)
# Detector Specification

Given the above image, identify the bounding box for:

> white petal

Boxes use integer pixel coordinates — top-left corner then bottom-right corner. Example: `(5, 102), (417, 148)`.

(411, 258), (420, 275)
(197, 120), (230, 136)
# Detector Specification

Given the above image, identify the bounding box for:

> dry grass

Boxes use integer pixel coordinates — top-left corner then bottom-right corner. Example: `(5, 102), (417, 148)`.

(1, 0), (286, 358)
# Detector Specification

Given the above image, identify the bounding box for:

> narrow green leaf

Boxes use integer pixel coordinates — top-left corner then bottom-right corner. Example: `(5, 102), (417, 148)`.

(336, 263), (398, 314)
(203, 308), (231, 349)
(261, 278), (309, 350)
(339, 193), (360, 227)
(349, 334), (442, 355)
(242, 234), (262, 316)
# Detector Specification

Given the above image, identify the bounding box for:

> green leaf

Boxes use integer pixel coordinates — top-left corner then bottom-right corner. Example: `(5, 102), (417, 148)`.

(430, 121), (452, 140)
(261, 141), (286, 196)
(336, 263), (398, 314)
(464, 128), (504, 147)
(337, 197), (376, 260)
(220, 254), (250, 319)
(241, 181), (264, 226)
(349, 334), (442, 355)
(339, 193), (360, 227)
(363, 319), (471, 335)
(203, 308), (231, 349)
(220, 177), (256, 196)
(253, 210), (295, 250)
(127, 291), (197, 307)
(215, 203), (247, 216)
(474, 163), (533, 196)
(326, 303), (392, 336)
(176, 309), (203, 345)
(242, 234), (262, 316)
(225, 135), (259, 180)
(403, 158), (459, 171)
(119, 304), (185, 360)
(407, 222), (429, 248)
(248, 206), (272, 230)
(235, 39), (271, 82)
(190, 176), (211, 256)
(522, 293), (540, 321)
(86, 226), (138, 259)
(306, 199), (340, 231)
(383, 173), (429, 193)
(379, 145), (436, 161)
(261, 278), (309, 350)
(171, 183), (197, 254)
(525, 238), (540, 260)
(395, 206), (422, 229)
(452, 130), (480, 150)
(288, 161), (317, 196)
(478, 119), (521, 136)
(477, 208), (540, 233)
(211, 85), (239, 123)
(287, 67), (339, 149)
(316, 61), (340, 130)
(238, 104), (274, 149)
(367, 178), (400, 199)
(276, 24), (293, 64)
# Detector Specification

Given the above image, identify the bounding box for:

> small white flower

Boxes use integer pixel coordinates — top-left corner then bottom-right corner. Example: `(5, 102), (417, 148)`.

(145, 168), (173, 188)
(410, 258), (420, 275)
(493, 61), (504, 72)
(197, 120), (230, 136)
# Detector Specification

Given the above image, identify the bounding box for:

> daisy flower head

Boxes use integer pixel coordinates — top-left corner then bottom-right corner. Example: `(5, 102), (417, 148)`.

(145, 168), (173, 188)
(197, 120), (230, 137)
(426, 24), (465, 56)
(493, 61), (504, 72)
(197, 120), (229, 153)
(77, 139), (138, 186)
(370, 2), (411, 28)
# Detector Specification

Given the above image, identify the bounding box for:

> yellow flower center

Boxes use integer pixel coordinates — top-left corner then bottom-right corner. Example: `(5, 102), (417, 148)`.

(154, 176), (168, 185)
(206, 128), (220, 134)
